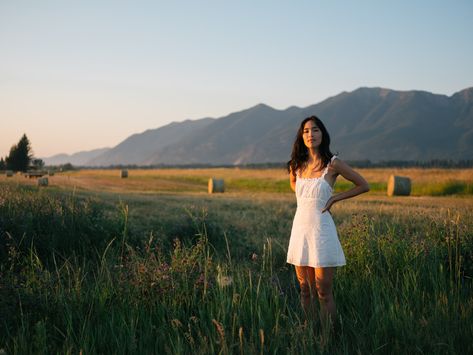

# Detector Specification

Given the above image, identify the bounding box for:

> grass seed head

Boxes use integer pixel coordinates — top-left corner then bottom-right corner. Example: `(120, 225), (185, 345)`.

(212, 319), (225, 343)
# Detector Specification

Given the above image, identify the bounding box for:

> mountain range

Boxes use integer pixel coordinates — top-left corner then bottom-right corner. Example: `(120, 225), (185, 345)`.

(44, 87), (473, 166)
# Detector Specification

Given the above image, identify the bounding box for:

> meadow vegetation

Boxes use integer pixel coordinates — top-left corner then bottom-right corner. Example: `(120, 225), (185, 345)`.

(0, 169), (472, 354)
(3, 167), (473, 196)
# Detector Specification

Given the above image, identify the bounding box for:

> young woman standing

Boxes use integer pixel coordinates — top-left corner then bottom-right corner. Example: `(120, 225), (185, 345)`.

(286, 115), (369, 328)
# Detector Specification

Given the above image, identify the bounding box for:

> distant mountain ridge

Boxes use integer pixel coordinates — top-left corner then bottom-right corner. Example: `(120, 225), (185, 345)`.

(86, 118), (215, 166)
(44, 87), (473, 166)
(44, 147), (111, 166)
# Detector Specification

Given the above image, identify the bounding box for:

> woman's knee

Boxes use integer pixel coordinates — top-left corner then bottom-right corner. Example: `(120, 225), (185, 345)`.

(315, 268), (334, 302)
(300, 282), (311, 298)
(315, 282), (333, 302)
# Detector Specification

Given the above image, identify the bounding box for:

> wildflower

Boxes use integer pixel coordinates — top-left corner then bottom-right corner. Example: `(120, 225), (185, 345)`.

(217, 275), (233, 288)
(216, 264), (233, 287)
(195, 272), (206, 286)
(171, 319), (183, 329)
(159, 262), (170, 272)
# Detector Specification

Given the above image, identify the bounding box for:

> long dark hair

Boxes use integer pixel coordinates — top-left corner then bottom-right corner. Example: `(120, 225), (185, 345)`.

(287, 115), (334, 176)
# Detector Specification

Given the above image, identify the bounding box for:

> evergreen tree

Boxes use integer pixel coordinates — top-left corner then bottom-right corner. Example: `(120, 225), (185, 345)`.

(6, 134), (33, 172)
(31, 158), (45, 170)
(0, 157), (5, 170)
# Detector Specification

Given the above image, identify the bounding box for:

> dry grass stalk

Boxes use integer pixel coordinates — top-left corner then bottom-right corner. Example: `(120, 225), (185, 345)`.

(239, 327), (244, 355)
(212, 319), (225, 341)
(259, 328), (265, 354)
(212, 318), (227, 354)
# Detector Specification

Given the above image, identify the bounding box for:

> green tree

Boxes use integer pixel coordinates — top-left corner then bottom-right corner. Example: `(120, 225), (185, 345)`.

(31, 158), (45, 170)
(0, 157), (5, 170)
(6, 134), (33, 172)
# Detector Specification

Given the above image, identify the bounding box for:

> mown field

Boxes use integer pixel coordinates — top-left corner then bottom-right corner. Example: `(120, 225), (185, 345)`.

(1, 168), (472, 354)
(4, 167), (473, 195)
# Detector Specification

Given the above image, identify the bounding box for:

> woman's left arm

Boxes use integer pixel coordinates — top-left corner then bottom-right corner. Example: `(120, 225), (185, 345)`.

(322, 159), (370, 213)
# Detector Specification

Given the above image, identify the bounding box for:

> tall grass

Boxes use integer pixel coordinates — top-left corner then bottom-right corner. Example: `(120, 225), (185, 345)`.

(0, 184), (472, 354)
(0, 184), (121, 263)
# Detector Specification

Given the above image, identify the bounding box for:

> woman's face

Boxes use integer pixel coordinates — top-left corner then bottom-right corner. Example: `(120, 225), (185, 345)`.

(302, 120), (322, 149)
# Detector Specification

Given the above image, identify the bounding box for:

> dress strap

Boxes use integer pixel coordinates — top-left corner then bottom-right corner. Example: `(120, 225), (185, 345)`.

(321, 155), (338, 178)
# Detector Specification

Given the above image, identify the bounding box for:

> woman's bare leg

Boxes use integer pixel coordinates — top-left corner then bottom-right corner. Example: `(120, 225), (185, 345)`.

(315, 267), (336, 328)
(295, 266), (317, 315)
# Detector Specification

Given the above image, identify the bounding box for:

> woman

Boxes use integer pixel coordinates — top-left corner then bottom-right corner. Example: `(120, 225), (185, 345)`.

(286, 115), (369, 328)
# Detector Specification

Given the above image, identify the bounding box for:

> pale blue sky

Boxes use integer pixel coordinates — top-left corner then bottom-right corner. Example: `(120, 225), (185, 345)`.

(1, 0), (472, 157)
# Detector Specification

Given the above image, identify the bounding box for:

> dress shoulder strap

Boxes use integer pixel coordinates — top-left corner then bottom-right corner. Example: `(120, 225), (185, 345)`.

(321, 155), (338, 177)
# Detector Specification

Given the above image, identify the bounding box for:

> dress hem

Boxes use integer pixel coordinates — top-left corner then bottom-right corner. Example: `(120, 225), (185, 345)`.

(286, 261), (346, 268)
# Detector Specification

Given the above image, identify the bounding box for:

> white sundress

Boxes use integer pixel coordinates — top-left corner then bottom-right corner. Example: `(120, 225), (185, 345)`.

(286, 156), (346, 268)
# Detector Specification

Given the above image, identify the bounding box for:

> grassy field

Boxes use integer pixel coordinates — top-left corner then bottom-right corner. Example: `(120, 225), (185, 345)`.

(1, 168), (472, 354)
(3, 167), (473, 195)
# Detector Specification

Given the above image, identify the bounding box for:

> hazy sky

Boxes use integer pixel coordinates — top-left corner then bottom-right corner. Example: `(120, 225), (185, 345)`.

(1, 0), (472, 157)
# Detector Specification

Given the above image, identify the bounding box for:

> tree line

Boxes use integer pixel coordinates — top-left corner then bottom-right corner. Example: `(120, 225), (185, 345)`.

(2, 135), (472, 171)
(344, 159), (473, 168)
(0, 134), (44, 172)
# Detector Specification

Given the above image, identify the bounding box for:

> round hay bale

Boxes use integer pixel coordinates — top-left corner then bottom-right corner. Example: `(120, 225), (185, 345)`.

(48, 170), (55, 176)
(6, 170), (13, 177)
(387, 175), (411, 196)
(208, 178), (224, 193)
(121, 169), (128, 178)
(38, 177), (49, 187)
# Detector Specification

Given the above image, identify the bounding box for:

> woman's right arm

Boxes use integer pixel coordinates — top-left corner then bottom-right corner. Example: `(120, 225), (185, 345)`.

(289, 167), (296, 192)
